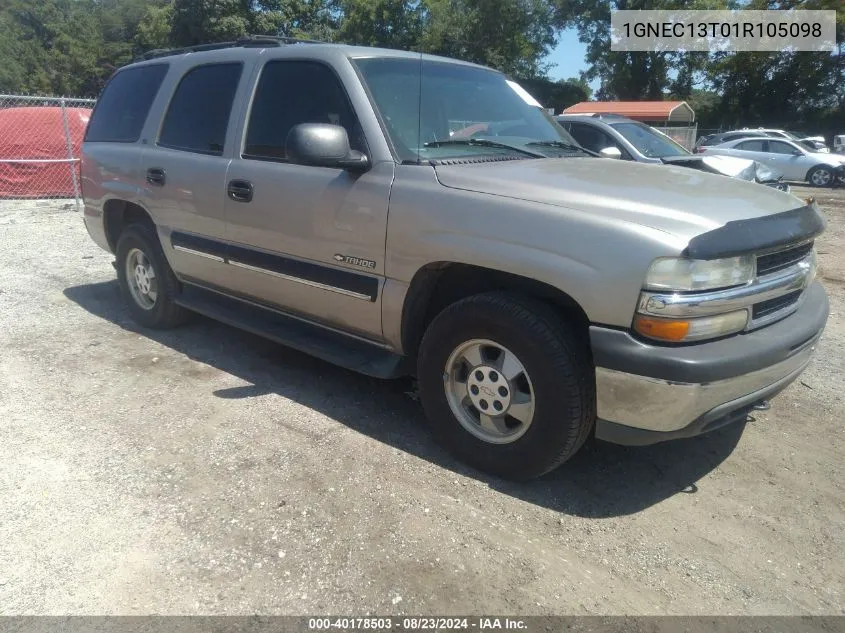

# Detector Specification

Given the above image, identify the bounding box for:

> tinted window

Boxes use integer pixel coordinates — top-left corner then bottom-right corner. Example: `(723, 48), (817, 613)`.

(159, 63), (242, 155)
(737, 140), (766, 151)
(85, 64), (168, 143)
(245, 61), (365, 161)
(610, 121), (688, 158)
(567, 122), (619, 154)
(769, 140), (800, 155)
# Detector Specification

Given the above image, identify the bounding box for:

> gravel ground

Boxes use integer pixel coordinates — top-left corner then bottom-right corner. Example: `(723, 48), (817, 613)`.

(0, 188), (843, 616)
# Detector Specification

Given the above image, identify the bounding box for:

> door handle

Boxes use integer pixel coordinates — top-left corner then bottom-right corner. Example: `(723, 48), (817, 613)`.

(228, 179), (254, 203)
(146, 167), (166, 186)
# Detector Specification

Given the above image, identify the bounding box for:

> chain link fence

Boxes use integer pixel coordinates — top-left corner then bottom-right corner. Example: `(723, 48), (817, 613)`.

(0, 94), (96, 212)
(652, 124), (698, 151)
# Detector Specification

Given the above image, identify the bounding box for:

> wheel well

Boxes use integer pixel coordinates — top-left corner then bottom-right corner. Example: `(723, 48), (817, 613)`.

(401, 263), (590, 359)
(805, 164), (832, 182)
(103, 199), (155, 252)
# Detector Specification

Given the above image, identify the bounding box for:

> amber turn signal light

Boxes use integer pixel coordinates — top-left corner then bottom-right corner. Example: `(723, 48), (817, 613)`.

(633, 315), (691, 342)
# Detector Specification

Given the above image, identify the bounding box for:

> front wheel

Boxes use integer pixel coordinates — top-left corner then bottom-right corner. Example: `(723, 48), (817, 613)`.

(417, 292), (595, 480)
(808, 165), (835, 187)
(115, 223), (188, 329)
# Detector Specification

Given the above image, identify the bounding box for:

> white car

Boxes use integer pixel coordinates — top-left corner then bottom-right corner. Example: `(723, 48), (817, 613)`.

(739, 128), (829, 152)
(701, 136), (845, 187)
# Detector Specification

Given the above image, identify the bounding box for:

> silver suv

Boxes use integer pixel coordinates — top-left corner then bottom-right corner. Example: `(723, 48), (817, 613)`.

(82, 37), (829, 480)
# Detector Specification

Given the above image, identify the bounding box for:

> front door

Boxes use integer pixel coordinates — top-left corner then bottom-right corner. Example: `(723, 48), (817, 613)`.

(765, 140), (809, 181)
(223, 59), (392, 340)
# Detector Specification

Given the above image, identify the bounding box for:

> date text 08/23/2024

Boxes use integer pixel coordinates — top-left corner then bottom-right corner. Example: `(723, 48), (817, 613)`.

(307, 617), (528, 630)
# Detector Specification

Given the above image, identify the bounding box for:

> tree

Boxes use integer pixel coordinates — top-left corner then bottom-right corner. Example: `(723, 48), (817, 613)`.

(519, 76), (591, 111)
(560, 76), (592, 101)
(336, 0), (426, 49)
(135, 3), (175, 52)
(421, 0), (559, 78)
(558, 0), (723, 99)
(169, 0), (249, 46)
(705, 0), (844, 135)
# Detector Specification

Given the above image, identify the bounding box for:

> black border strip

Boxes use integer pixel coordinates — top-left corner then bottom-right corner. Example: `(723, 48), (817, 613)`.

(684, 202), (826, 260)
(171, 231), (226, 258)
(170, 231), (379, 302)
(227, 243), (378, 301)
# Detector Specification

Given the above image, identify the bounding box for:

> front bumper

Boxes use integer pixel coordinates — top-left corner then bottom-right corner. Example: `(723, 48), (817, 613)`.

(591, 281), (829, 445)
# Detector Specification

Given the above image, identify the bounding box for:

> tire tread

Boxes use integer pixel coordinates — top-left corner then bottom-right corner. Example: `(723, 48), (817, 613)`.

(417, 291), (595, 479)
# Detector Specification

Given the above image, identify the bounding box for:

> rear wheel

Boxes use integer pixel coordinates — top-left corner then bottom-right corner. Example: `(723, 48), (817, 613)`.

(417, 292), (595, 480)
(808, 165), (835, 187)
(115, 223), (187, 328)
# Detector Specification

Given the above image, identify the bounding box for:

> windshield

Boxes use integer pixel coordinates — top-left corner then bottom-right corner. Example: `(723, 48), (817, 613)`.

(609, 121), (690, 158)
(352, 57), (585, 163)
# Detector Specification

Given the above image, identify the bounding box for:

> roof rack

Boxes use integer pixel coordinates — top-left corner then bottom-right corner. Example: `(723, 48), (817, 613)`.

(135, 35), (325, 62)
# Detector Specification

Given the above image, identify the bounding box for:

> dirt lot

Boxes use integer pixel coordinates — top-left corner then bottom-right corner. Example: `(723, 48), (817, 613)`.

(0, 186), (843, 616)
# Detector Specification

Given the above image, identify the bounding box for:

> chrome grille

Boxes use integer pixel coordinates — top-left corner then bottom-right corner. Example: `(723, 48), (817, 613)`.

(746, 242), (815, 329)
(752, 290), (802, 320)
(756, 242), (813, 277)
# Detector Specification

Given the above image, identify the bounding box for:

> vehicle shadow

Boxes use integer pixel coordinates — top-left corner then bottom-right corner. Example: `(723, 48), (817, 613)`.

(64, 280), (746, 519)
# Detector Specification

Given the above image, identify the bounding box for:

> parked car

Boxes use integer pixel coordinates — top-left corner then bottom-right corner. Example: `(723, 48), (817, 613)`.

(557, 114), (790, 191)
(701, 136), (845, 187)
(695, 130), (770, 151)
(82, 37), (828, 480)
(741, 128), (829, 153)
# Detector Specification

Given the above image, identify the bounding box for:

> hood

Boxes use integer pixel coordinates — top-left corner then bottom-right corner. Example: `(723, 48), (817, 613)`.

(433, 157), (804, 241)
(814, 152), (845, 166)
(660, 154), (782, 182)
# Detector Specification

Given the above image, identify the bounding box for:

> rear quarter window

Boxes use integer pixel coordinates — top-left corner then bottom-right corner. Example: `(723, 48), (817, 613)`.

(85, 64), (169, 143)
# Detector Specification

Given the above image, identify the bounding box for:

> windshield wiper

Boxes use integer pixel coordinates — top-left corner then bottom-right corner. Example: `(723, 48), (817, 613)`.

(525, 140), (597, 156)
(423, 138), (544, 158)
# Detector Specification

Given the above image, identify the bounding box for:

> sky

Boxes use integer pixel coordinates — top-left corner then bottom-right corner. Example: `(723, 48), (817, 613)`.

(543, 27), (600, 90)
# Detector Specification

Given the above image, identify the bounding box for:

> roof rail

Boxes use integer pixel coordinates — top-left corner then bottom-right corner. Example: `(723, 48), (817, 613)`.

(135, 35), (325, 62)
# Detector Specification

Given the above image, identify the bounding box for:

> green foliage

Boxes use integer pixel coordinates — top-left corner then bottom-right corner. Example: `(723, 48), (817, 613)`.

(135, 3), (175, 52)
(0, 0), (840, 141)
(420, 0), (559, 78)
(0, 0), (170, 95)
(169, 0), (249, 45)
(520, 76), (590, 112)
(336, 0), (426, 49)
(0, 0), (562, 95)
(562, 0), (844, 139)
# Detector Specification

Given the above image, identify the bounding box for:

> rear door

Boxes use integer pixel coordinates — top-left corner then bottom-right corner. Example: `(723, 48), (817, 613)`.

(721, 138), (768, 161)
(222, 59), (392, 340)
(140, 59), (248, 289)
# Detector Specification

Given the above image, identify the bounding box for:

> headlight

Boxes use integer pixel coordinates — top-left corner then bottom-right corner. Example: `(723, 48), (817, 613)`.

(633, 310), (749, 343)
(644, 255), (754, 292)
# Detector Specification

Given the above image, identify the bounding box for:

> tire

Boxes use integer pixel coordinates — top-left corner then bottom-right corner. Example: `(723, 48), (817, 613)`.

(807, 165), (835, 188)
(115, 223), (188, 329)
(417, 291), (595, 480)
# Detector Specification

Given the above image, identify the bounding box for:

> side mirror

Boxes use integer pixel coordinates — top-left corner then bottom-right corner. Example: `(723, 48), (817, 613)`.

(285, 123), (370, 172)
(792, 149), (803, 156)
(599, 146), (623, 159)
